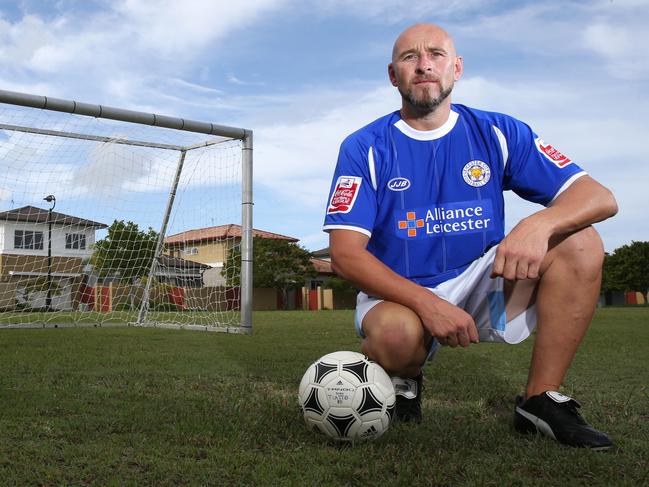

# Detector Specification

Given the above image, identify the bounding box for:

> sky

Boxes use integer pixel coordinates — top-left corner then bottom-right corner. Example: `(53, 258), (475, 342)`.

(0, 0), (647, 252)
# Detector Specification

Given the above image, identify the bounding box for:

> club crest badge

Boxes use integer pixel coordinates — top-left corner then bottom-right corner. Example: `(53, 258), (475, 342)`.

(462, 160), (491, 187)
(327, 176), (362, 214)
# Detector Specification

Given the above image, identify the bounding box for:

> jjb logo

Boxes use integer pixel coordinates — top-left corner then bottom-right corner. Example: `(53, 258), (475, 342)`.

(387, 177), (411, 192)
(535, 138), (573, 168)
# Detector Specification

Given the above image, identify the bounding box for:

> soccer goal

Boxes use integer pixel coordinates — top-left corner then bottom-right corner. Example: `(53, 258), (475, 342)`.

(0, 89), (253, 334)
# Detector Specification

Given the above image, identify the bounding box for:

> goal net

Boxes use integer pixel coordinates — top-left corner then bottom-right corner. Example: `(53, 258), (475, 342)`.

(0, 90), (253, 333)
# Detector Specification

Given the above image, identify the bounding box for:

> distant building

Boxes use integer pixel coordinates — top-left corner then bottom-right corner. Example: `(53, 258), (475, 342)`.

(307, 256), (334, 290)
(311, 247), (331, 261)
(0, 205), (107, 309)
(305, 247), (335, 289)
(164, 224), (298, 286)
(156, 255), (210, 288)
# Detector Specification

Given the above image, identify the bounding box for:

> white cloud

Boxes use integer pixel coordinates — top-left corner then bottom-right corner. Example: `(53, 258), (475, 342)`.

(448, 1), (649, 82)
(450, 3), (573, 53)
(454, 75), (649, 165)
(454, 76), (578, 117)
(0, 185), (13, 204)
(0, 14), (57, 70)
(253, 85), (400, 207)
(1, 1), (646, 251)
(227, 75), (264, 87)
(582, 22), (649, 80)
(168, 78), (223, 95)
(113, 0), (288, 56)
(0, 1), (289, 107)
(314, 0), (488, 23)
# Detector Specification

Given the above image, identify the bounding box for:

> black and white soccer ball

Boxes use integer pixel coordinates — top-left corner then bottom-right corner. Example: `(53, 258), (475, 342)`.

(298, 351), (396, 442)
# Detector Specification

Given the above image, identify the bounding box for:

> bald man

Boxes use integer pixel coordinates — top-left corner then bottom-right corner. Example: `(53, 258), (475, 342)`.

(323, 24), (617, 450)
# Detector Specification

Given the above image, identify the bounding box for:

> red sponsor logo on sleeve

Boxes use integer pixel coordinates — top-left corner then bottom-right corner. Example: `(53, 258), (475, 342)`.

(327, 176), (362, 214)
(535, 138), (573, 168)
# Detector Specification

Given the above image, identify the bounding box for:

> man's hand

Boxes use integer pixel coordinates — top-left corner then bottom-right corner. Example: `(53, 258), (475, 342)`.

(491, 217), (552, 281)
(330, 229), (479, 347)
(491, 176), (618, 282)
(414, 292), (479, 347)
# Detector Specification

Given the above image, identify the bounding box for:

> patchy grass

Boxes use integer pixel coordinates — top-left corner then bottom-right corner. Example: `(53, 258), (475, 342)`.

(0, 308), (647, 486)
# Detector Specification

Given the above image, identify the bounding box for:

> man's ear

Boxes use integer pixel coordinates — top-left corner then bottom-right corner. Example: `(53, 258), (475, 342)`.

(454, 56), (464, 81)
(388, 63), (398, 87)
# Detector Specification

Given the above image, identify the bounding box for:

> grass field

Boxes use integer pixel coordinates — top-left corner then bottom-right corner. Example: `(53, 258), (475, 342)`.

(0, 310), (240, 327)
(0, 308), (647, 486)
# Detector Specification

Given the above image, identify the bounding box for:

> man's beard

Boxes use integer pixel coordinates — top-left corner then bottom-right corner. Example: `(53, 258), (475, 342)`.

(400, 83), (453, 113)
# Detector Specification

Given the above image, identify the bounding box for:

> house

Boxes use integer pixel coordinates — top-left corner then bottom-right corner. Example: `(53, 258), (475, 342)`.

(306, 257), (334, 290)
(311, 247), (331, 261)
(164, 224), (298, 286)
(305, 247), (357, 310)
(0, 205), (107, 310)
(306, 246), (334, 288)
(155, 255), (210, 288)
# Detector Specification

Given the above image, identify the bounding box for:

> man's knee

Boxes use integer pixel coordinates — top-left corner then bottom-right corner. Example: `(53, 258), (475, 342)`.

(549, 226), (604, 279)
(362, 302), (426, 369)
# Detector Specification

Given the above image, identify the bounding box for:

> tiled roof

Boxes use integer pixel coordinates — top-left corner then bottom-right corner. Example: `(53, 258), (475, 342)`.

(311, 247), (330, 259)
(311, 257), (333, 274)
(0, 205), (107, 228)
(165, 224), (298, 245)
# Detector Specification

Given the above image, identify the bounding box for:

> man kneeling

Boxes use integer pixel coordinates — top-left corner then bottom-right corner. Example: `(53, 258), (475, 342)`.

(323, 23), (617, 450)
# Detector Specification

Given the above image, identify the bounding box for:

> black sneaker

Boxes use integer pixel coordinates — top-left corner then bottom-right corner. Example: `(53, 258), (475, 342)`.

(392, 373), (423, 423)
(514, 391), (613, 450)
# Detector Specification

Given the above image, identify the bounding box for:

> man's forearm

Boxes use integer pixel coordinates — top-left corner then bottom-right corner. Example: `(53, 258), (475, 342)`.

(330, 240), (435, 312)
(532, 175), (618, 238)
(329, 230), (479, 344)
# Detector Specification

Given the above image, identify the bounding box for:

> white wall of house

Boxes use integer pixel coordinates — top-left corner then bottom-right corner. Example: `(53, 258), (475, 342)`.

(203, 266), (226, 287)
(16, 278), (74, 311)
(0, 221), (97, 259)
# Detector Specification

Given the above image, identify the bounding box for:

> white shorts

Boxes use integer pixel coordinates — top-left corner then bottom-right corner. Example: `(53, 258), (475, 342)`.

(355, 245), (537, 354)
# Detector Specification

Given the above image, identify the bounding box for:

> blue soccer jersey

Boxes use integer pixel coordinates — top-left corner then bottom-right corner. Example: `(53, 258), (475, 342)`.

(323, 104), (587, 287)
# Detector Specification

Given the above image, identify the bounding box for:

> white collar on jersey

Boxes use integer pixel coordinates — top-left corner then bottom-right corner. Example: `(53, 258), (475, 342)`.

(393, 109), (459, 141)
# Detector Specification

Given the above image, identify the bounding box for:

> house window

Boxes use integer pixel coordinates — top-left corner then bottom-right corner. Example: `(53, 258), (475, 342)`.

(14, 230), (44, 250)
(66, 233), (86, 250)
(182, 247), (198, 255)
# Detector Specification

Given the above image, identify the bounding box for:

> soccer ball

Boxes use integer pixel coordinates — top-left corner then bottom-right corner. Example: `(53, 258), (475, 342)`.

(298, 351), (396, 442)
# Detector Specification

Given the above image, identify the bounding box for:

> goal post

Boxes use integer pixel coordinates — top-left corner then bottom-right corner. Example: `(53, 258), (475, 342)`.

(0, 89), (253, 334)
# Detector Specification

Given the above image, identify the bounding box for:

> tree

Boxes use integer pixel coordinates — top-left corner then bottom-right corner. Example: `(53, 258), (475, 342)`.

(602, 241), (649, 293)
(226, 237), (316, 309)
(324, 276), (357, 294)
(90, 220), (159, 282)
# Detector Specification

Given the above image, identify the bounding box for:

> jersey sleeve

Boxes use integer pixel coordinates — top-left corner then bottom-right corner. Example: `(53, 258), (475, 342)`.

(322, 135), (377, 237)
(500, 117), (587, 206)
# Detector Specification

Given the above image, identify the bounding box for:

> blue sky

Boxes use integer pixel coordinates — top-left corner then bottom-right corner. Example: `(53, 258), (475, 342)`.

(1, 0), (647, 252)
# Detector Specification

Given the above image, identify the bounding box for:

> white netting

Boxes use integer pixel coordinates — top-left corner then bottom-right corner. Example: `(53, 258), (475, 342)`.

(0, 101), (247, 331)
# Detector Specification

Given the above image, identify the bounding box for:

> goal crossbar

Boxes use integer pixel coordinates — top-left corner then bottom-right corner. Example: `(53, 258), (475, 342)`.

(0, 122), (186, 151)
(0, 89), (246, 139)
(0, 123), (231, 152)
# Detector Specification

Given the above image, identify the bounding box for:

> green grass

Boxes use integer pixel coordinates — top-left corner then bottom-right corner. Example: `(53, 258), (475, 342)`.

(0, 308), (647, 486)
(0, 310), (239, 325)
